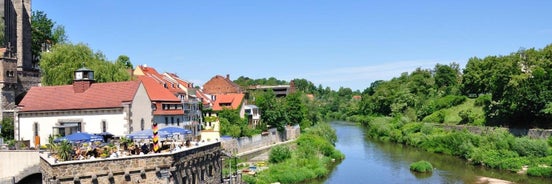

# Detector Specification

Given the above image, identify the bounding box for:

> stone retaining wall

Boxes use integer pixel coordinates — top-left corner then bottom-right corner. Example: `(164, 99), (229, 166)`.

(221, 125), (300, 154)
(41, 142), (223, 184)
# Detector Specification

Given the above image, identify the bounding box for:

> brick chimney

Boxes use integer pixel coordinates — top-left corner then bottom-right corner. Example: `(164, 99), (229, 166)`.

(73, 80), (92, 93)
(73, 67), (95, 93)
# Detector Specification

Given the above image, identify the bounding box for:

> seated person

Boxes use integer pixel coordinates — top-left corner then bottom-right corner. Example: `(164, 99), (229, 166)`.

(141, 143), (149, 154)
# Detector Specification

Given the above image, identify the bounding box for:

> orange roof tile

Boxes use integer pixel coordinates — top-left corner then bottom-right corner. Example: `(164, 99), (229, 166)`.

(137, 76), (180, 102)
(212, 93), (245, 111)
(19, 81), (141, 112)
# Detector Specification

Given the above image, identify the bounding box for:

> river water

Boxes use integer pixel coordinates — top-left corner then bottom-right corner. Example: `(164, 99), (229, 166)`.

(312, 121), (551, 184)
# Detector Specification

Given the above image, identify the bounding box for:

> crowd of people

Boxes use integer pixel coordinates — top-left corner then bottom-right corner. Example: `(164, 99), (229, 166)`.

(64, 139), (196, 161)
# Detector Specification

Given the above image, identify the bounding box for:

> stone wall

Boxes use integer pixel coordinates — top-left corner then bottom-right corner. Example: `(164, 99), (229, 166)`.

(221, 125), (300, 154)
(41, 142), (223, 184)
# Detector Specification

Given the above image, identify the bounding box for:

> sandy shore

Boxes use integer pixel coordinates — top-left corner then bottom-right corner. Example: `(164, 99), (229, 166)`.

(475, 176), (515, 184)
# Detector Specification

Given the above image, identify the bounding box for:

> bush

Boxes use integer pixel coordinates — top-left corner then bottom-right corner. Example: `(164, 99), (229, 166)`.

(474, 94), (491, 107)
(410, 160), (433, 173)
(511, 137), (549, 157)
(527, 166), (552, 177)
(269, 145), (292, 163)
(422, 110), (445, 123)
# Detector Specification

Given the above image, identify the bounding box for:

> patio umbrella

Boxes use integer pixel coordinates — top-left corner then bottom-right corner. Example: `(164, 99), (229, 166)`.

(159, 126), (192, 136)
(127, 129), (170, 140)
(94, 132), (114, 142)
(54, 132), (104, 143)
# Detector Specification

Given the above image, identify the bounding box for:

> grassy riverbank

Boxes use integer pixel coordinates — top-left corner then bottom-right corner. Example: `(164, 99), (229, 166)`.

(243, 123), (345, 184)
(355, 116), (552, 177)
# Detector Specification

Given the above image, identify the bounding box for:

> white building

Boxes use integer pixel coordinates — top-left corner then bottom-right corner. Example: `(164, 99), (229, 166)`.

(15, 68), (153, 147)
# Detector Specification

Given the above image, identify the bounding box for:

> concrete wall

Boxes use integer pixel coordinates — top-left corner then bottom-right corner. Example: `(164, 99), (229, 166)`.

(41, 142), (223, 184)
(0, 150), (40, 183)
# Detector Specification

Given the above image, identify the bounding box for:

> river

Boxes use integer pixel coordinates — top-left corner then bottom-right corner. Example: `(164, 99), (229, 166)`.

(312, 121), (551, 184)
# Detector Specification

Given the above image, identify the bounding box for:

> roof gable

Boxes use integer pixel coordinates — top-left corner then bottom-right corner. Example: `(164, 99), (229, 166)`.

(137, 76), (180, 102)
(212, 93), (245, 111)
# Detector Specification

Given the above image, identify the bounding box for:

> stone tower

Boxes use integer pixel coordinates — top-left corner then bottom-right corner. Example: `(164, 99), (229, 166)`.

(0, 0), (39, 120)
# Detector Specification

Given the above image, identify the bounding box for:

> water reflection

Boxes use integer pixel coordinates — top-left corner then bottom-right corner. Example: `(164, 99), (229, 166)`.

(309, 121), (551, 184)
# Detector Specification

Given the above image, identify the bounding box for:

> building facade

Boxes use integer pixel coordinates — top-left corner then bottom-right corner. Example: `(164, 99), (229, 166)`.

(0, 0), (40, 121)
(16, 69), (152, 147)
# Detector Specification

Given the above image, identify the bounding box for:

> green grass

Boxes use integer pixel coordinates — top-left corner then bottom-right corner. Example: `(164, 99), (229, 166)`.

(427, 98), (484, 125)
(410, 160), (433, 173)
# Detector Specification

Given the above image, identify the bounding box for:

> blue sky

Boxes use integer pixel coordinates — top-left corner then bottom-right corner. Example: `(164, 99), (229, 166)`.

(34, 1), (552, 91)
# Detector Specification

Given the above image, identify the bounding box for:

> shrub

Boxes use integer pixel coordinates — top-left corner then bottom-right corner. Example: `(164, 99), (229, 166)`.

(511, 137), (549, 157)
(527, 166), (552, 177)
(422, 110), (445, 123)
(410, 160), (433, 173)
(458, 109), (474, 124)
(474, 94), (491, 107)
(269, 145), (292, 163)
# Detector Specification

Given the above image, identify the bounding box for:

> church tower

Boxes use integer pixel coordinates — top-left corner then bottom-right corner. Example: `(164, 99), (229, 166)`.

(0, 0), (38, 120)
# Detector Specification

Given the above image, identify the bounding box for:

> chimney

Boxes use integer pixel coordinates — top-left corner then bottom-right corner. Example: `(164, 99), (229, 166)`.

(226, 74), (230, 80)
(73, 80), (92, 93)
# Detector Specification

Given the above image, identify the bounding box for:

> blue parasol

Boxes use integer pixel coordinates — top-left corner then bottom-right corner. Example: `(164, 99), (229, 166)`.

(127, 129), (170, 140)
(159, 126), (192, 136)
(54, 132), (104, 143)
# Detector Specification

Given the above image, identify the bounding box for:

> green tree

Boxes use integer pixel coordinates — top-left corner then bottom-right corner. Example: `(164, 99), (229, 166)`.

(0, 21), (4, 47)
(284, 92), (307, 126)
(116, 55), (133, 69)
(1, 118), (14, 140)
(32, 11), (67, 63)
(40, 43), (132, 86)
(255, 90), (286, 130)
(434, 63), (460, 95)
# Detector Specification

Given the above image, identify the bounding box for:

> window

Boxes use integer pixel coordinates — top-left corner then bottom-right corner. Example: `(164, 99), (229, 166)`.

(177, 118), (180, 126)
(165, 117), (169, 125)
(101, 120), (107, 132)
(141, 118), (145, 131)
(171, 117), (175, 125)
(34, 122), (39, 136)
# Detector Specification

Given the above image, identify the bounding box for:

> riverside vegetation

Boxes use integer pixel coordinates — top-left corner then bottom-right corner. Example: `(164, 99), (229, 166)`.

(353, 115), (552, 177)
(243, 123), (344, 184)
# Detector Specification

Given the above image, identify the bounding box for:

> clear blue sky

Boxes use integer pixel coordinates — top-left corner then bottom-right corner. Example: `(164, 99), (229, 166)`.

(34, 1), (552, 91)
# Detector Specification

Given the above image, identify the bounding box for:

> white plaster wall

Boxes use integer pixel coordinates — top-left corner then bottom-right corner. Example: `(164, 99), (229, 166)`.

(129, 83), (153, 133)
(18, 112), (126, 147)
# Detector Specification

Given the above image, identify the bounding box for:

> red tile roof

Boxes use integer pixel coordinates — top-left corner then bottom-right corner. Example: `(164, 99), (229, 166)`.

(19, 81), (141, 112)
(137, 76), (181, 102)
(137, 65), (186, 95)
(212, 93), (245, 111)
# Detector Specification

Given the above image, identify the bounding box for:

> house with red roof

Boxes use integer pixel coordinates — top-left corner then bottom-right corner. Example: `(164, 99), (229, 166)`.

(137, 76), (185, 128)
(134, 65), (203, 136)
(15, 68), (153, 147)
(202, 74), (243, 94)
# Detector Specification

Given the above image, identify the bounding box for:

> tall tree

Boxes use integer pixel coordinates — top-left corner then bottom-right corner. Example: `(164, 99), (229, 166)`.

(32, 11), (67, 63)
(40, 43), (132, 86)
(116, 55), (133, 69)
(255, 90), (286, 130)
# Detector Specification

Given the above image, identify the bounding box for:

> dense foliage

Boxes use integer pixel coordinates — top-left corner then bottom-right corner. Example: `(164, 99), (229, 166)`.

(360, 117), (552, 174)
(269, 145), (292, 163)
(40, 43), (132, 86)
(217, 109), (259, 138)
(32, 10), (67, 63)
(243, 123), (344, 184)
(234, 76), (288, 87)
(1, 118), (14, 140)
